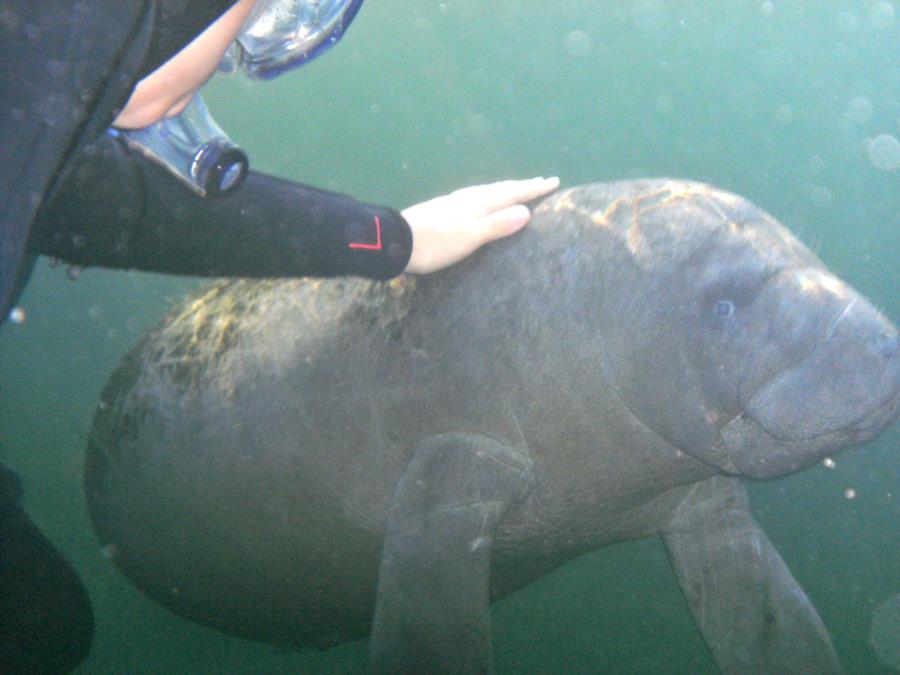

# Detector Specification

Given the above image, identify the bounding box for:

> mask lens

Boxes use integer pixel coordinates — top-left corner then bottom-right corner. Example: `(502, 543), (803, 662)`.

(231, 0), (363, 79)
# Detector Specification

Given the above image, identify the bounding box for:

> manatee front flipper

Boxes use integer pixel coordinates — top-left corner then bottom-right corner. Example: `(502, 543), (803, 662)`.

(661, 475), (841, 674)
(369, 433), (534, 674)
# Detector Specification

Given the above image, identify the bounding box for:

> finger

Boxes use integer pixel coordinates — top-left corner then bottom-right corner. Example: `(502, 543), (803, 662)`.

(458, 177), (557, 216)
(451, 176), (559, 218)
(467, 203), (532, 244)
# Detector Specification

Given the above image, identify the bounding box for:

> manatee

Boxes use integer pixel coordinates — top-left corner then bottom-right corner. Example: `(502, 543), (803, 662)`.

(85, 179), (899, 674)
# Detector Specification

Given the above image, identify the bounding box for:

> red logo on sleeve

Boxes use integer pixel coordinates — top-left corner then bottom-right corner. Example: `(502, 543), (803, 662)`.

(349, 216), (383, 250)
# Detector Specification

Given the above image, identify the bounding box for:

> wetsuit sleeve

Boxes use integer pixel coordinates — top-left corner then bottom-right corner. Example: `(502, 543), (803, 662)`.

(28, 132), (412, 280)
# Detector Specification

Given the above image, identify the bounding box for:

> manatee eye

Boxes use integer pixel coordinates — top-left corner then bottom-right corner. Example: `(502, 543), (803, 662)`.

(713, 299), (735, 318)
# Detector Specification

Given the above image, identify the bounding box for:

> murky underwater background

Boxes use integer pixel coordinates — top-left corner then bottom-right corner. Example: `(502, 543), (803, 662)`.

(1, 1), (898, 672)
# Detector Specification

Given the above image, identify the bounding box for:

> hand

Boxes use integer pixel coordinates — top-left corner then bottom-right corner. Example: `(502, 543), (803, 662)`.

(401, 176), (560, 274)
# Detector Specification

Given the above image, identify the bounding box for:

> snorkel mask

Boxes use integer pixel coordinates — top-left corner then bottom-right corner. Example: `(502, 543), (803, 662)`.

(219, 0), (364, 80)
(112, 0), (363, 196)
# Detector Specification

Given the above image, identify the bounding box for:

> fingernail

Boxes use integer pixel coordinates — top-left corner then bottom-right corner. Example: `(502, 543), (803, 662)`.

(546, 176), (560, 187)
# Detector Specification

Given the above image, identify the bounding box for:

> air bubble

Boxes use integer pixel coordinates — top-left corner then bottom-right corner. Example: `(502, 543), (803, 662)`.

(864, 134), (900, 171)
(807, 154), (826, 174)
(8, 307), (25, 324)
(810, 186), (832, 208)
(654, 94), (674, 115)
(845, 97), (873, 124)
(564, 30), (591, 57)
(843, 487), (856, 499)
(870, 1), (896, 29)
(466, 113), (490, 136)
(835, 11), (858, 33)
(631, 0), (668, 33)
(775, 104), (793, 125)
(760, 1), (774, 17)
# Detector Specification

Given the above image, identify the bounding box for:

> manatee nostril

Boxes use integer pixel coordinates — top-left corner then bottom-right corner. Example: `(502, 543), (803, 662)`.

(876, 331), (899, 358)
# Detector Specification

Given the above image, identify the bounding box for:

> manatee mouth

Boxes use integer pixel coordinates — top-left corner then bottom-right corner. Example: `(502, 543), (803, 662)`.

(742, 390), (897, 444)
(741, 366), (895, 442)
(721, 413), (833, 479)
(721, 394), (897, 480)
(724, 295), (900, 479)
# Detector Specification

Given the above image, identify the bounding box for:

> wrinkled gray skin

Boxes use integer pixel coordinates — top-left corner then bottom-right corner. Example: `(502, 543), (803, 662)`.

(86, 180), (899, 674)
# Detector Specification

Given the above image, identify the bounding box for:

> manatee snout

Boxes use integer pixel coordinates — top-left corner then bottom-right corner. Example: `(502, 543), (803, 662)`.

(725, 267), (899, 479)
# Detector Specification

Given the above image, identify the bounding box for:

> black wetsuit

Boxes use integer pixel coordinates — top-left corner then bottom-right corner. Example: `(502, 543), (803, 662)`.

(0, 1), (410, 671)
(0, 464), (93, 673)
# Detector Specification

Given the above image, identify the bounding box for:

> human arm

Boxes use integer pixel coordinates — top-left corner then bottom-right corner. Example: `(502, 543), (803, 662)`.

(31, 132), (559, 280)
(30, 132), (412, 280)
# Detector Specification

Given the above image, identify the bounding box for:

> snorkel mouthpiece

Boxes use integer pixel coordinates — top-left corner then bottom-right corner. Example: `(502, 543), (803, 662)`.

(111, 94), (248, 197)
(193, 140), (248, 195)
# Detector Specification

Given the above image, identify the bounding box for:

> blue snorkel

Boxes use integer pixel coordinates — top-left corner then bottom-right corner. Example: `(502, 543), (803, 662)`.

(110, 0), (364, 196)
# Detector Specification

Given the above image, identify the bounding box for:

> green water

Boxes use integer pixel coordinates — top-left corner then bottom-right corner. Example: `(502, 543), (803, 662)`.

(1, 1), (898, 672)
